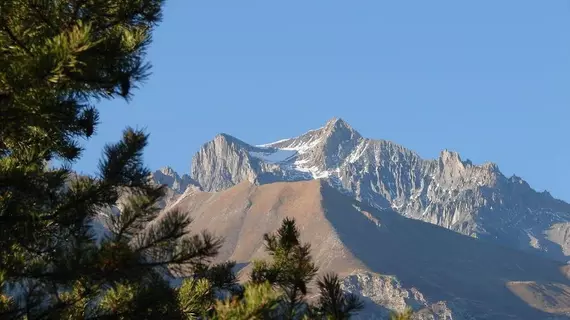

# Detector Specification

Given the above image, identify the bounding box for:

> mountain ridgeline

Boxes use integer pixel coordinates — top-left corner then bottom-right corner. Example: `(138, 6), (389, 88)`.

(155, 118), (570, 263)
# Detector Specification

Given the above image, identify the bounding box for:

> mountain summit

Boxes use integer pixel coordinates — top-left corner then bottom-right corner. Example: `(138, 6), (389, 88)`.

(148, 117), (570, 319)
(261, 117), (363, 171)
(162, 118), (570, 263)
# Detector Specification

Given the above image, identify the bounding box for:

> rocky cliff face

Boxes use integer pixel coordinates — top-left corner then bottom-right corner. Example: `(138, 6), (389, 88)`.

(159, 118), (570, 262)
(340, 272), (455, 320)
(150, 166), (199, 208)
(152, 166), (196, 194)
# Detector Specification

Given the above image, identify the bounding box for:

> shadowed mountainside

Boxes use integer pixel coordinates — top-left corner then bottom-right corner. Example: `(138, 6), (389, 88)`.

(163, 179), (570, 319)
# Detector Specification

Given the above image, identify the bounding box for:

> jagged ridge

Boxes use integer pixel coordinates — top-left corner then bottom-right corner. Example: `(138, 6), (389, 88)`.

(154, 118), (570, 262)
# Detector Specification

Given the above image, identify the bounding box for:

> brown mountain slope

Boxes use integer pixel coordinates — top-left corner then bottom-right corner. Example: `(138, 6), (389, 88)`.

(167, 179), (570, 319)
(168, 180), (365, 274)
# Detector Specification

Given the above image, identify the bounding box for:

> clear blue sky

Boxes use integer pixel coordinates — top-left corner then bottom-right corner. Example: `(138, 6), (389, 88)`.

(76, 1), (570, 201)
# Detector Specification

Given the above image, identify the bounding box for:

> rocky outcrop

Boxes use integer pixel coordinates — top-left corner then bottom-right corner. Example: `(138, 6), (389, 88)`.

(184, 118), (570, 262)
(152, 166), (196, 194)
(190, 134), (262, 191)
(151, 166), (199, 209)
(341, 272), (456, 320)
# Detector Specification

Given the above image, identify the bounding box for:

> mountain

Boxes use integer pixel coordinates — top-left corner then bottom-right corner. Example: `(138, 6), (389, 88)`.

(151, 166), (197, 194)
(150, 166), (200, 208)
(144, 118), (570, 318)
(181, 118), (570, 263)
(161, 179), (570, 319)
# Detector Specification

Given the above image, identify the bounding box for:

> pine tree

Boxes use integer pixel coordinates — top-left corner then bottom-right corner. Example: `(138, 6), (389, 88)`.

(177, 277), (215, 318)
(249, 218), (363, 320)
(314, 273), (364, 320)
(251, 218), (319, 319)
(212, 282), (281, 320)
(0, 1), (227, 318)
(0, 2), (371, 319)
(389, 306), (414, 320)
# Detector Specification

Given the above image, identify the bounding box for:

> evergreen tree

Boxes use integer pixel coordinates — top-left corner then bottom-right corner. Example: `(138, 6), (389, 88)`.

(251, 218), (318, 319)
(212, 282), (281, 320)
(314, 273), (364, 320)
(389, 306), (414, 320)
(177, 277), (214, 318)
(194, 260), (244, 299)
(250, 218), (365, 320)
(0, 1), (229, 318)
(0, 1), (372, 319)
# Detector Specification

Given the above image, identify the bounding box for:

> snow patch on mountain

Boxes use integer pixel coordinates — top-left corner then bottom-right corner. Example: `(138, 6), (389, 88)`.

(347, 140), (369, 164)
(256, 138), (291, 147)
(253, 135), (335, 179)
(282, 137), (323, 154)
(248, 149), (296, 163)
(185, 117), (570, 262)
(295, 165), (331, 179)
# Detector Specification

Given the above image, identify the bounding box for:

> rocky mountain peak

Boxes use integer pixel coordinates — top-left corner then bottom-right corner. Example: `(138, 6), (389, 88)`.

(213, 133), (250, 148)
(151, 167), (196, 194)
(256, 118), (364, 171)
(316, 121), (363, 169)
(184, 118), (570, 262)
(323, 117), (361, 138)
(439, 149), (463, 164)
(191, 133), (259, 192)
(437, 149), (473, 177)
(158, 166), (177, 176)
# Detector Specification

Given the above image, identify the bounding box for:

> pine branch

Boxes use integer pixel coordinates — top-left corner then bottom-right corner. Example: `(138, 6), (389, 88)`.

(0, 22), (32, 55)
(253, 218), (318, 318)
(110, 192), (163, 242)
(316, 273), (364, 319)
(97, 127), (151, 187)
(194, 261), (241, 294)
(137, 231), (222, 270)
(0, 1), (217, 317)
(132, 209), (190, 253)
(177, 278), (213, 318)
(28, 2), (58, 34)
(213, 282), (281, 320)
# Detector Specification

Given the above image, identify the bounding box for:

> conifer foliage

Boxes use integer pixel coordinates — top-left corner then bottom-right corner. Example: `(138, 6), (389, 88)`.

(0, 0), (224, 318)
(389, 307), (414, 320)
(315, 273), (364, 320)
(251, 218), (364, 320)
(251, 218), (318, 318)
(0, 1), (370, 319)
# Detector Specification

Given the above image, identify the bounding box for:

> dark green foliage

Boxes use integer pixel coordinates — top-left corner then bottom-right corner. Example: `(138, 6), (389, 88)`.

(177, 277), (214, 319)
(213, 282), (281, 320)
(0, 1), (226, 319)
(0, 0), (292, 318)
(0, 1), (373, 319)
(0, 0), (163, 162)
(195, 261), (244, 297)
(251, 218), (319, 319)
(249, 218), (366, 320)
(315, 273), (364, 320)
(389, 307), (414, 320)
